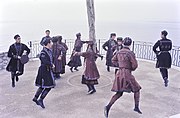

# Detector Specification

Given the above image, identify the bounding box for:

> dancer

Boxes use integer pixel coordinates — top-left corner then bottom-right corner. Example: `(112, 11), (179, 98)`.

(40, 30), (51, 46)
(67, 33), (87, 72)
(32, 38), (55, 109)
(74, 41), (103, 94)
(52, 36), (66, 79)
(153, 30), (172, 87)
(6, 34), (30, 87)
(104, 37), (142, 118)
(57, 35), (68, 74)
(102, 33), (117, 72)
(112, 37), (123, 54)
(112, 37), (123, 74)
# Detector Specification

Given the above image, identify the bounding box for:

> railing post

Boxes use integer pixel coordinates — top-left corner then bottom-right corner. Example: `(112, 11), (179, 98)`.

(29, 41), (32, 48)
(28, 41), (33, 58)
(132, 41), (135, 52)
(98, 39), (100, 54)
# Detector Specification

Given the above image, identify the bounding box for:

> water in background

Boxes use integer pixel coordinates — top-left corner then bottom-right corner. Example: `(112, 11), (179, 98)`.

(0, 21), (180, 53)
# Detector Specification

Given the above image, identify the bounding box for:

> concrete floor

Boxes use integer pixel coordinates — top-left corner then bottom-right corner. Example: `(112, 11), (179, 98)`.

(0, 59), (180, 118)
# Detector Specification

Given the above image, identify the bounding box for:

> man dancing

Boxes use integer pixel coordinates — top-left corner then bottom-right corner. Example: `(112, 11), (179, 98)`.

(104, 37), (142, 118)
(32, 38), (55, 109)
(6, 34), (30, 87)
(153, 30), (172, 87)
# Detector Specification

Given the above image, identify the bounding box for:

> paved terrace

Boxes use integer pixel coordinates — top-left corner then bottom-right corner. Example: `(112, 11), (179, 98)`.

(0, 59), (180, 118)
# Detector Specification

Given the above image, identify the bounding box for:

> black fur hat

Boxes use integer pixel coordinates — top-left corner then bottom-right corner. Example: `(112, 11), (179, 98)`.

(45, 30), (50, 33)
(57, 35), (62, 41)
(52, 36), (58, 43)
(110, 33), (116, 38)
(76, 33), (81, 37)
(123, 37), (132, 46)
(117, 37), (123, 41)
(14, 34), (20, 39)
(42, 37), (51, 46)
(161, 30), (168, 37)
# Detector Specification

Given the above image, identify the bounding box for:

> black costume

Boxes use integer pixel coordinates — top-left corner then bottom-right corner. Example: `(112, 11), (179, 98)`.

(153, 37), (172, 87)
(52, 36), (66, 79)
(112, 43), (123, 74)
(33, 46), (55, 108)
(35, 47), (55, 88)
(58, 38), (68, 74)
(67, 33), (86, 72)
(6, 43), (30, 87)
(40, 36), (51, 46)
(102, 38), (117, 71)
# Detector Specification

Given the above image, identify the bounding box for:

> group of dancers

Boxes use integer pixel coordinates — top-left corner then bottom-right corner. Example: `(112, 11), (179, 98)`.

(6, 30), (172, 117)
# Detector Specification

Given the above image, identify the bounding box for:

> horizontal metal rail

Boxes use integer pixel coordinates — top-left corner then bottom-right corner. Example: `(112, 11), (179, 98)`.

(28, 39), (180, 67)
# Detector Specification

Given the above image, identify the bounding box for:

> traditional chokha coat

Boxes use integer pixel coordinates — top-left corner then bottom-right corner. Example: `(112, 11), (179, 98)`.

(35, 47), (55, 88)
(6, 43), (30, 75)
(102, 39), (118, 66)
(59, 42), (68, 73)
(111, 47), (141, 93)
(52, 42), (66, 74)
(153, 38), (172, 68)
(68, 38), (86, 67)
(76, 49), (101, 85)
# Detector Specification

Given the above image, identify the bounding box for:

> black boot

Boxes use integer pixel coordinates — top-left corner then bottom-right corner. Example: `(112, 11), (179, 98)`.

(33, 87), (43, 105)
(87, 89), (94, 95)
(107, 66), (110, 72)
(115, 69), (118, 74)
(104, 106), (110, 118)
(53, 74), (57, 80)
(164, 77), (168, 87)
(74, 67), (79, 71)
(32, 97), (39, 105)
(87, 85), (93, 95)
(70, 67), (73, 72)
(12, 81), (15, 88)
(91, 85), (96, 93)
(56, 74), (61, 79)
(87, 84), (92, 92)
(16, 76), (19, 82)
(37, 98), (45, 109)
(11, 73), (15, 88)
(134, 105), (142, 114)
(37, 88), (51, 108)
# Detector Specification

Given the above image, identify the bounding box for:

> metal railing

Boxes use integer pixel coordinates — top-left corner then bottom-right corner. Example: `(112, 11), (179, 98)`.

(132, 41), (180, 67)
(28, 39), (180, 67)
(28, 39), (107, 58)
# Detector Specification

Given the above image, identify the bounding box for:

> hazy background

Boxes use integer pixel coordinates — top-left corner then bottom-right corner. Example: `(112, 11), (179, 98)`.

(0, 0), (180, 52)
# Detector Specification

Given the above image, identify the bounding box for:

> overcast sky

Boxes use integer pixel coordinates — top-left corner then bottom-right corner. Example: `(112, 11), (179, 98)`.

(1, 0), (179, 22)
(0, 0), (180, 42)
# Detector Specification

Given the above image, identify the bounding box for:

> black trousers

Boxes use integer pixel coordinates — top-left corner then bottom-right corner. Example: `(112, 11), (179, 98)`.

(34, 87), (51, 100)
(11, 71), (23, 82)
(160, 68), (168, 79)
(115, 69), (118, 74)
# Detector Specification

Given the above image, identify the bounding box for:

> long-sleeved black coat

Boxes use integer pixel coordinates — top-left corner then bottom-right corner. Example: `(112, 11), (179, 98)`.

(52, 42), (66, 74)
(153, 38), (172, 68)
(68, 39), (86, 67)
(40, 36), (51, 46)
(102, 39), (117, 66)
(6, 43), (30, 75)
(59, 42), (68, 65)
(35, 47), (55, 88)
(59, 42), (68, 74)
